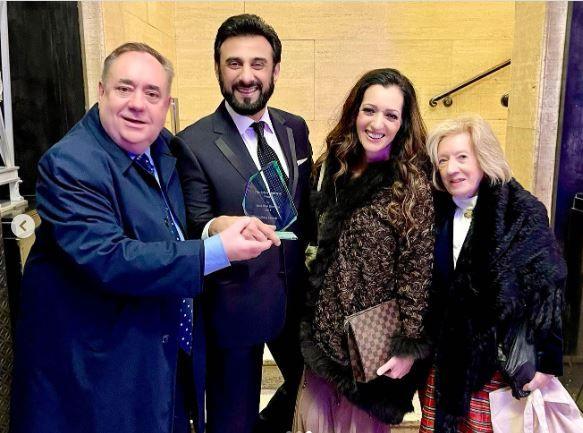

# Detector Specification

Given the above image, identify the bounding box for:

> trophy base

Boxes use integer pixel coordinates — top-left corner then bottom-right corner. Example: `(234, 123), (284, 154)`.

(276, 231), (297, 240)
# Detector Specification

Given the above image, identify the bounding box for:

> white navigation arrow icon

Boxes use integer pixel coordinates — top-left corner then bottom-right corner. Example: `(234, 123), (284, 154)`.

(11, 214), (35, 239)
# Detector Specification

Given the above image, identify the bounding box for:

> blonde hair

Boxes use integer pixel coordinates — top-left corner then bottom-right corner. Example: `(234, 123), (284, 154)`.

(426, 114), (512, 191)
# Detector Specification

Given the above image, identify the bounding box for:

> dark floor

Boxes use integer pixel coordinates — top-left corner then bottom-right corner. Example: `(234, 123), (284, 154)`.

(561, 359), (583, 411)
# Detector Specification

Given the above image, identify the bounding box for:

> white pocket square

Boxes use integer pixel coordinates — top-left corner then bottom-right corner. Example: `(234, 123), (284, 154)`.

(297, 158), (308, 166)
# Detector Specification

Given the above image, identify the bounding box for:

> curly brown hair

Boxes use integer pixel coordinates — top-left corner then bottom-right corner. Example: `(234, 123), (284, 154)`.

(314, 68), (429, 239)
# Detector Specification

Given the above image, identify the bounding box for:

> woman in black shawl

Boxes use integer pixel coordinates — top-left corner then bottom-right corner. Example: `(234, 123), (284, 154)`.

(420, 114), (566, 433)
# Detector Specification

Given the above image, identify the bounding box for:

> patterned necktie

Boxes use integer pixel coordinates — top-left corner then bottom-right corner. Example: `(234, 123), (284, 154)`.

(135, 153), (193, 354)
(135, 153), (155, 176)
(252, 121), (289, 184)
(251, 122), (290, 222)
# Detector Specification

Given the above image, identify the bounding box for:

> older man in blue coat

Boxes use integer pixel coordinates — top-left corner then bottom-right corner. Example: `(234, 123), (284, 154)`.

(9, 42), (278, 433)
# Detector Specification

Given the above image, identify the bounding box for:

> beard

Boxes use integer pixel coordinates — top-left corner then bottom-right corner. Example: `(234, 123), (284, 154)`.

(219, 71), (276, 116)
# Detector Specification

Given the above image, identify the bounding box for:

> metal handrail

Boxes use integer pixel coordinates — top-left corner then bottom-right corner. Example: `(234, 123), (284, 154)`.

(170, 98), (180, 134)
(429, 59), (511, 107)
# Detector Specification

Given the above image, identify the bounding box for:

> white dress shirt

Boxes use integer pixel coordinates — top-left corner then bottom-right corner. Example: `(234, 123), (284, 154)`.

(452, 195), (478, 268)
(224, 101), (290, 176)
(201, 102), (289, 239)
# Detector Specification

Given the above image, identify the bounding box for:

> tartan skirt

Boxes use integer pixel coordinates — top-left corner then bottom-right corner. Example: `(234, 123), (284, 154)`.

(419, 368), (506, 433)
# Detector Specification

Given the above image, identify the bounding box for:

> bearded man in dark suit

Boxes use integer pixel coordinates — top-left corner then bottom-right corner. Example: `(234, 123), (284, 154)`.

(172, 14), (313, 433)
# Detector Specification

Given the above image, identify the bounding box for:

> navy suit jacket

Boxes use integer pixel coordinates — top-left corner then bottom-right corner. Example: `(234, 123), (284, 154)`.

(11, 105), (206, 433)
(172, 102), (313, 347)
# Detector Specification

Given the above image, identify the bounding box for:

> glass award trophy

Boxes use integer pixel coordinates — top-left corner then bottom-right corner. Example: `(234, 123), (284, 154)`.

(242, 160), (298, 240)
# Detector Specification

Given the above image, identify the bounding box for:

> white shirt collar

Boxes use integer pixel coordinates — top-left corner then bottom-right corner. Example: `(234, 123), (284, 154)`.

(224, 101), (275, 137)
(453, 195), (478, 211)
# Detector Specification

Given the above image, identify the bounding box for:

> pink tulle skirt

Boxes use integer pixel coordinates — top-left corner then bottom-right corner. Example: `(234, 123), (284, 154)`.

(292, 368), (391, 433)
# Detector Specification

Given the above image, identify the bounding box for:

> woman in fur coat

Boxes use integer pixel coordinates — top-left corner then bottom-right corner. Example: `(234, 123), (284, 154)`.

(293, 68), (435, 433)
(420, 115), (567, 433)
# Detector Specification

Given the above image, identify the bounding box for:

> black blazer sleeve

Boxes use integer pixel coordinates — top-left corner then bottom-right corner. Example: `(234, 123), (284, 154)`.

(170, 135), (214, 238)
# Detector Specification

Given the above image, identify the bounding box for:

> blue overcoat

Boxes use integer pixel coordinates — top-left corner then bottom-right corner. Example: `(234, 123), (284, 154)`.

(10, 105), (206, 433)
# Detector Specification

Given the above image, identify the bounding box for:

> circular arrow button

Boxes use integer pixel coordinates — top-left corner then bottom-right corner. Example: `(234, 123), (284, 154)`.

(11, 214), (35, 239)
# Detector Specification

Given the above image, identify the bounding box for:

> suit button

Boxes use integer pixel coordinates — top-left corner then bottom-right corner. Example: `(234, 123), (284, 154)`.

(161, 335), (169, 344)
(278, 271), (285, 277)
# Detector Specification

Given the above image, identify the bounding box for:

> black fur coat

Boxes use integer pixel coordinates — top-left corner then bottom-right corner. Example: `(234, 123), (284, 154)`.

(428, 179), (567, 433)
(300, 157), (434, 425)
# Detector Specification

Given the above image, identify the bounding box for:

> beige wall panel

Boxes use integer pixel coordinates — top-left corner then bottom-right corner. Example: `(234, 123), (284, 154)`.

(175, 3), (243, 125)
(102, 2), (176, 51)
(423, 87), (508, 121)
(245, 2), (513, 41)
(451, 40), (512, 83)
(425, 89), (479, 121)
(508, 78), (540, 129)
(175, 3), (245, 41)
(102, 3), (125, 52)
(449, 88), (482, 115)
(161, 33), (178, 79)
(315, 39), (453, 122)
(424, 117), (506, 148)
(382, 2), (514, 41)
(448, 39), (512, 122)
(507, 2), (545, 133)
(177, 41), (216, 86)
(123, 2), (149, 22)
(269, 40), (315, 121)
(477, 92), (509, 122)
(421, 36), (512, 144)
(488, 119), (507, 151)
(415, 41), (511, 121)
(419, 84), (461, 122)
(506, 0), (545, 189)
(147, 2), (175, 36)
(307, 120), (337, 158)
(507, 77), (540, 129)
(504, 2), (555, 193)
(450, 79), (509, 117)
(80, 2), (106, 106)
(176, 40), (217, 126)
(425, 118), (442, 131)
(245, 2), (389, 41)
(146, 24), (166, 53)
(179, 87), (224, 128)
(472, 73), (511, 97)
(505, 126), (535, 189)
(120, 11), (161, 54)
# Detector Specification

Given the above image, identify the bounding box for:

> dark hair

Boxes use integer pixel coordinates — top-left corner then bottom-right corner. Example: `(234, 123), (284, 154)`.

(315, 68), (429, 239)
(102, 42), (174, 88)
(214, 14), (282, 65)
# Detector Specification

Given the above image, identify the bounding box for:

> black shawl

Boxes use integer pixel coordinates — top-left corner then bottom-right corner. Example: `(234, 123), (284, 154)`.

(428, 179), (567, 433)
